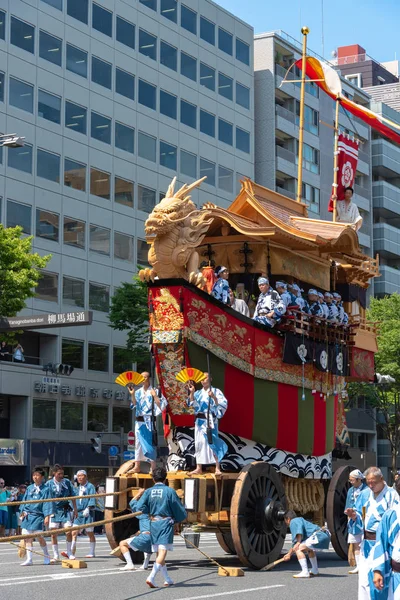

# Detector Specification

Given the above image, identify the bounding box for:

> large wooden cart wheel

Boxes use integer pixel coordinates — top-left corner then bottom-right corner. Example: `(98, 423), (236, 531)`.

(326, 465), (354, 560)
(216, 530), (235, 555)
(230, 462), (287, 569)
(105, 460), (143, 563)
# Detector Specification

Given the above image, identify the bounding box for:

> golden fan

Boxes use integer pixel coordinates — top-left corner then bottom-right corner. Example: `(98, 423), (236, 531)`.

(175, 368), (206, 384)
(115, 371), (145, 387)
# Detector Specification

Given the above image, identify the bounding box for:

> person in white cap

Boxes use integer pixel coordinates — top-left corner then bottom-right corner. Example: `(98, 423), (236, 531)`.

(318, 292), (329, 319)
(308, 290), (323, 318)
(69, 470), (97, 559)
(211, 266), (230, 305)
(253, 277), (286, 327)
(324, 292), (339, 323)
(345, 469), (367, 574)
(289, 283), (309, 314)
(276, 281), (297, 312)
(333, 292), (349, 325)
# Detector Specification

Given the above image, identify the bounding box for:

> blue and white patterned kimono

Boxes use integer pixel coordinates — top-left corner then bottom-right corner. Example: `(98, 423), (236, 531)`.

(132, 387), (167, 462)
(327, 302), (339, 322)
(19, 482), (51, 532)
(289, 517), (330, 550)
(211, 278), (230, 305)
(187, 387), (228, 464)
(127, 498), (152, 553)
(349, 485), (399, 600)
(372, 505), (400, 600)
(46, 478), (75, 525)
(73, 482), (96, 528)
(345, 482), (367, 542)
(253, 288), (286, 327)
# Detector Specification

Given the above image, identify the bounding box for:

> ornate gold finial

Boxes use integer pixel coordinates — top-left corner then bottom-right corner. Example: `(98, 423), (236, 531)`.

(301, 26), (310, 35)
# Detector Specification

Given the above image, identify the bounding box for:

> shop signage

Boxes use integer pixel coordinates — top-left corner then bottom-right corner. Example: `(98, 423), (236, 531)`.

(33, 382), (128, 401)
(0, 311), (92, 331)
(0, 439), (25, 466)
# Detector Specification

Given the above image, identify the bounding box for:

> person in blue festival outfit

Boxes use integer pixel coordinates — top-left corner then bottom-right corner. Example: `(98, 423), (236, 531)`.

(276, 281), (297, 314)
(46, 464), (77, 562)
(372, 502), (400, 600)
(318, 291), (330, 319)
(211, 266), (230, 305)
(118, 487), (153, 571)
(19, 467), (52, 566)
(136, 466), (187, 588)
(128, 372), (168, 474)
(253, 277), (286, 327)
(69, 470), (96, 560)
(187, 372), (228, 476)
(308, 289), (323, 318)
(345, 469), (367, 575)
(324, 292), (339, 322)
(283, 510), (331, 578)
(345, 466), (399, 600)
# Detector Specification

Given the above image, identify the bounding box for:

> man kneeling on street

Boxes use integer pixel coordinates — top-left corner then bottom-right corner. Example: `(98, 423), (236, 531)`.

(283, 510), (331, 578)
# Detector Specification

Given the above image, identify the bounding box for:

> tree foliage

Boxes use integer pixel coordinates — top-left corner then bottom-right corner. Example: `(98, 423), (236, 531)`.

(0, 225), (50, 317)
(368, 293), (400, 380)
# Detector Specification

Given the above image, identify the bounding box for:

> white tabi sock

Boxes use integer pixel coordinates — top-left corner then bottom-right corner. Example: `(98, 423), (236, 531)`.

(123, 551), (134, 568)
(309, 555), (318, 573)
(71, 541), (76, 555)
(42, 544), (50, 557)
(299, 557), (309, 574)
(26, 549), (33, 562)
(161, 564), (173, 585)
(147, 562), (161, 584)
(355, 554), (360, 567)
(89, 542), (95, 556)
(142, 553), (151, 569)
(66, 541), (72, 556)
(52, 544), (59, 559)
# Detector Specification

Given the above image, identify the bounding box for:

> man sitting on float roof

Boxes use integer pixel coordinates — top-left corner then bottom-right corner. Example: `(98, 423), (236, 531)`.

(253, 277), (286, 328)
(336, 186), (363, 231)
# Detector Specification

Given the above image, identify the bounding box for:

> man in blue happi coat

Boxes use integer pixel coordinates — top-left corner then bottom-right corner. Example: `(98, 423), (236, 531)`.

(211, 266), (230, 305)
(69, 470), (96, 560)
(345, 469), (367, 575)
(345, 466), (399, 600)
(46, 464), (77, 562)
(308, 289), (323, 318)
(19, 467), (52, 566)
(118, 487), (153, 571)
(187, 372), (228, 476)
(372, 503), (400, 600)
(128, 372), (168, 474)
(253, 277), (286, 327)
(136, 466), (187, 588)
(324, 292), (339, 322)
(283, 510), (331, 578)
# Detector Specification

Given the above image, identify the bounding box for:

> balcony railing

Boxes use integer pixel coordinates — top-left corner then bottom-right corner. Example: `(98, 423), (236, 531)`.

(276, 145), (296, 163)
(354, 183), (370, 199)
(275, 104), (296, 123)
(276, 186), (296, 200)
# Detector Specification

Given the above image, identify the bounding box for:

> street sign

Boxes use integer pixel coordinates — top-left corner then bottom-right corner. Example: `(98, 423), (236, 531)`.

(109, 445), (119, 457)
(123, 450), (135, 461)
(0, 310), (93, 332)
(127, 431), (135, 446)
(42, 377), (61, 385)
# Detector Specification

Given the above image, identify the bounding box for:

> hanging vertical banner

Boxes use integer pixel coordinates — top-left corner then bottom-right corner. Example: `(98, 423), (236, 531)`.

(329, 134), (359, 212)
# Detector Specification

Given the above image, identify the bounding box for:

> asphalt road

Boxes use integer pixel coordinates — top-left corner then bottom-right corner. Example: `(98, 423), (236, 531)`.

(0, 533), (357, 600)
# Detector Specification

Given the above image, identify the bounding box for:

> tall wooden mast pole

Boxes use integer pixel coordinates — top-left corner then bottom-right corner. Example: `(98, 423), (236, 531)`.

(332, 96), (340, 222)
(296, 26), (310, 203)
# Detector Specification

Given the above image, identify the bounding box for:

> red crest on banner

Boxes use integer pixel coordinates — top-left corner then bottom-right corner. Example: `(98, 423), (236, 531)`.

(329, 134), (359, 212)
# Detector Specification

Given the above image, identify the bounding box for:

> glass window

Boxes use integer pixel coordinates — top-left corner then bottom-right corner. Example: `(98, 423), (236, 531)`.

(63, 276), (85, 308)
(33, 399), (56, 429)
(8, 144), (33, 174)
(90, 168), (110, 199)
(114, 232), (134, 261)
(138, 131), (156, 162)
(91, 112), (111, 145)
(11, 17), (35, 54)
(138, 185), (156, 213)
(236, 38), (250, 65)
(66, 44), (88, 78)
(38, 89), (61, 124)
(140, 0), (157, 9)
(137, 238), (150, 265)
(89, 282), (110, 312)
(236, 127), (250, 153)
(200, 16), (214, 45)
(200, 110), (215, 137)
(180, 100), (196, 129)
(88, 404), (108, 431)
(36, 209), (59, 241)
(218, 118), (233, 145)
(295, 141), (320, 174)
(92, 56), (112, 89)
(116, 16), (135, 50)
(218, 28), (233, 55)
(138, 79), (156, 110)
(65, 101), (87, 135)
(0, 72), (4, 102)
(161, 0), (177, 23)
(180, 150), (197, 178)
(36, 271), (58, 302)
(115, 122), (135, 154)
(116, 68), (135, 101)
(67, 0), (88, 24)
(88, 343), (109, 371)
(64, 216), (85, 248)
(7, 200), (31, 233)
(62, 338), (84, 369)
(302, 182), (320, 214)
(115, 177), (134, 208)
(113, 347), (132, 373)
(236, 82), (250, 109)
(181, 52), (197, 81)
(181, 5), (197, 34)
(42, 0), (62, 9)
(218, 73), (233, 100)
(160, 41), (177, 71)
(0, 11), (4, 41)
(160, 141), (177, 170)
(160, 90), (177, 120)
(39, 31), (62, 66)
(89, 225), (110, 255)
(200, 63), (215, 91)
(92, 3), (112, 37)
(139, 28), (157, 61)
(218, 165), (233, 193)
(61, 402), (83, 431)
(64, 159), (86, 192)
(37, 149), (60, 183)
(200, 158), (215, 186)
(9, 78), (34, 113)
(113, 406), (131, 432)
(296, 102), (319, 136)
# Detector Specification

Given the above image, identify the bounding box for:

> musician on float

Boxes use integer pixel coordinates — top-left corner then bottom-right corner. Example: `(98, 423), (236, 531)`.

(211, 266), (230, 305)
(253, 277), (286, 327)
(308, 289), (323, 318)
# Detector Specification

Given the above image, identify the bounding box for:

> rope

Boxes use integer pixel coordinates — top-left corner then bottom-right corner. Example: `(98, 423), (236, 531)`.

(179, 533), (229, 576)
(0, 486), (139, 507)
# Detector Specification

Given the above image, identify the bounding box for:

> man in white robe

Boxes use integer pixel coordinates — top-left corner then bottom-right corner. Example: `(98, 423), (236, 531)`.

(336, 186), (363, 231)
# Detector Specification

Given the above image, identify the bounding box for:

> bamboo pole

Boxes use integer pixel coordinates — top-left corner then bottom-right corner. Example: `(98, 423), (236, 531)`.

(332, 96), (341, 222)
(296, 26), (310, 203)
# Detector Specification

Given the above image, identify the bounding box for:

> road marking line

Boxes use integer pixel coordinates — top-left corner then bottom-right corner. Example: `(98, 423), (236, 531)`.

(0, 566), (123, 584)
(0, 568), (140, 587)
(175, 585), (285, 600)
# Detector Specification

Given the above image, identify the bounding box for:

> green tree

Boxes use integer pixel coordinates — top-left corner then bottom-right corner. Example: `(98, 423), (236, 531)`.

(0, 225), (50, 318)
(368, 293), (400, 380)
(108, 276), (150, 369)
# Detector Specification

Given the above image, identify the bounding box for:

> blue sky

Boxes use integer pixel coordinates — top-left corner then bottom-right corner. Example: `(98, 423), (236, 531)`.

(215, 0), (399, 64)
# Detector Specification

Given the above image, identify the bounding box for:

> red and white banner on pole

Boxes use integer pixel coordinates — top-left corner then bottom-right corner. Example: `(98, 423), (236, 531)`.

(328, 133), (359, 212)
